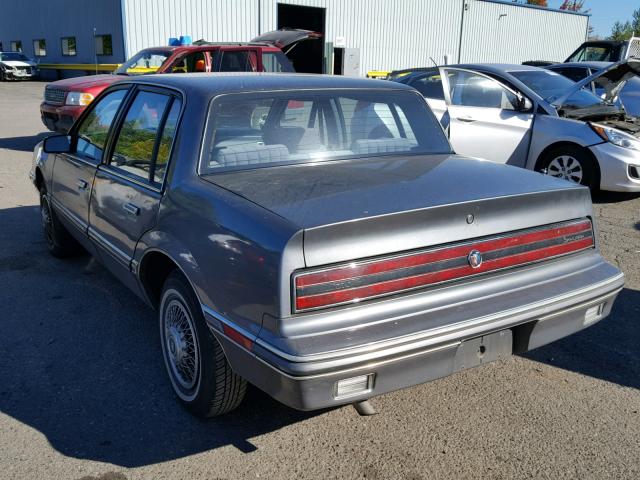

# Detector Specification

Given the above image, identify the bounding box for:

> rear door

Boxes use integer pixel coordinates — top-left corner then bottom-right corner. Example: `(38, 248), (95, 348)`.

(441, 68), (534, 166)
(88, 86), (182, 291)
(50, 88), (129, 248)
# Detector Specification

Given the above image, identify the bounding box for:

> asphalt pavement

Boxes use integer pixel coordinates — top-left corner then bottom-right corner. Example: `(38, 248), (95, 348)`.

(0, 80), (638, 480)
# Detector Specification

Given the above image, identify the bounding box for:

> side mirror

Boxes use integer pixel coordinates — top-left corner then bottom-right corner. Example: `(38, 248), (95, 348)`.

(516, 93), (533, 112)
(42, 134), (72, 154)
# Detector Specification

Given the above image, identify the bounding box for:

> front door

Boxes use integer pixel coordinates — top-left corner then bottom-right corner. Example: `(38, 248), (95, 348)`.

(442, 68), (534, 166)
(50, 88), (128, 248)
(88, 87), (182, 291)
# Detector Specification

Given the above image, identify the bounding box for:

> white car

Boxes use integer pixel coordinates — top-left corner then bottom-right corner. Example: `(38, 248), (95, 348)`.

(0, 52), (39, 81)
(395, 61), (640, 192)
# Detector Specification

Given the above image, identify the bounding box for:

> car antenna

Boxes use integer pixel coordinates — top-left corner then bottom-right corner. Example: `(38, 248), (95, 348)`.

(429, 56), (439, 68)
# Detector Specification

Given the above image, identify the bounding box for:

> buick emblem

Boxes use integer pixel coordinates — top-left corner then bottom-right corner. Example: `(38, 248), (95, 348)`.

(467, 250), (483, 269)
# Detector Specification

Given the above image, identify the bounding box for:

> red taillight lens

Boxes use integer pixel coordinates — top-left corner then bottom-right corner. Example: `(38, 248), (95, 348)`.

(293, 219), (594, 312)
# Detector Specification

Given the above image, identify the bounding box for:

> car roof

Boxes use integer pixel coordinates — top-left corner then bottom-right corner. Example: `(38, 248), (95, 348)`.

(452, 63), (547, 74)
(548, 61), (611, 70)
(121, 72), (416, 96)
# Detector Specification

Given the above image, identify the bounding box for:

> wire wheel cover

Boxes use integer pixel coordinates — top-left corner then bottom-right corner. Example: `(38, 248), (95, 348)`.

(164, 299), (199, 390)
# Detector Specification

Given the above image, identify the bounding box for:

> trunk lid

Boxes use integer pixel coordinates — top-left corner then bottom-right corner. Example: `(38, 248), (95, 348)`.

(250, 28), (322, 54)
(205, 155), (592, 266)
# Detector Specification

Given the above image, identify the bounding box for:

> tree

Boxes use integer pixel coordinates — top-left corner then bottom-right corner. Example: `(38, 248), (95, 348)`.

(560, 0), (589, 12)
(525, 0), (548, 6)
(608, 8), (640, 40)
(610, 21), (633, 41)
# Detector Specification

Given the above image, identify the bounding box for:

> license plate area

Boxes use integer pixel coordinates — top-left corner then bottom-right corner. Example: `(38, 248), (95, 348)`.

(453, 329), (512, 372)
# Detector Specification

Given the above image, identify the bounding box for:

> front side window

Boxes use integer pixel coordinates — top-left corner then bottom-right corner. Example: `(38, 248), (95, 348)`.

(61, 37), (76, 56)
(218, 50), (257, 72)
(261, 52), (295, 72)
(114, 49), (171, 75)
(200, 90), (451, 173)
(95, 34), (113, 56)
(170, 51), (207, 73)
(10, 40), (22, 52)
(446, 70), (518, 110)
(33, 39), (46, 57)
(76, 89), (127, 162)
(110, 91), (180, 185)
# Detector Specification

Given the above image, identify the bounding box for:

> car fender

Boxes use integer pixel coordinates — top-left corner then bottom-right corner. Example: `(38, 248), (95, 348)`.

(526, 115), (604, 170)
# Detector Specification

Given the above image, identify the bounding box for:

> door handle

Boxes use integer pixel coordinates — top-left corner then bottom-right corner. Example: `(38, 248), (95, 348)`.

(76, 179), (88, 190)
(122, 203), (140, 216)
(456, 115), (476, 123)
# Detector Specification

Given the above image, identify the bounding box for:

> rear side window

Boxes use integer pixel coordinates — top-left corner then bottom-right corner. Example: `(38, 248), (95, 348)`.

(410, 73), (445, 100)
(200, 90), (451, 173)
(219, 50), (257, 72)
(262, 52), (295, 72)
(76, 89), (127, 162)
(110, 90), (180, 185)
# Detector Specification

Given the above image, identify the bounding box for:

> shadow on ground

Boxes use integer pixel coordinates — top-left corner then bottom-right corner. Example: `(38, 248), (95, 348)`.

(1, 204), (638, 468)
(591, 190), (640, 205)
(522, 287), (640, 390)
(0, 132), (50, 152)
(0, 205), (321, 468)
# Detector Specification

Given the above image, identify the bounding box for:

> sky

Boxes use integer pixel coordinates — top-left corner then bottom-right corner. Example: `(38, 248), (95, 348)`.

(547, 0), (637, 38)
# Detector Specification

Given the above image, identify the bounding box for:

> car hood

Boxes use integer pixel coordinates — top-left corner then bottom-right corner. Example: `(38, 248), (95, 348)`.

(555, 59), (640, 110)
(204, 154), (583, 230)
(251, 28), (322, 53)
(1, 60), (36, 67)
(46, 74), (119, 90)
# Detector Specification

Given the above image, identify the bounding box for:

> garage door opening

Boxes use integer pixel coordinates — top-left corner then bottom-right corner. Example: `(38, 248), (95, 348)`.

(277, 3), (325, 73)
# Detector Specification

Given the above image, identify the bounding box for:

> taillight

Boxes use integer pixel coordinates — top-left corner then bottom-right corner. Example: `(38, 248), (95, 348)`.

(293, 219), (594, 313)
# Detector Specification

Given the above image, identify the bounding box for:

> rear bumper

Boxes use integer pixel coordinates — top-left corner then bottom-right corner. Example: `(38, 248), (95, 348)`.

(205, 256), (624, 411)
(40, 102), (83, 132)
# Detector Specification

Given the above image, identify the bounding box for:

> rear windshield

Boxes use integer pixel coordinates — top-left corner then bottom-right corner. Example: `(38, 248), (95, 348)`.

(200, 90), (451, 173)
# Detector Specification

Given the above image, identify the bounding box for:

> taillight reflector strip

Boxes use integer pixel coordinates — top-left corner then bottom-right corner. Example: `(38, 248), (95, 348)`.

(293, 219), (594, 312)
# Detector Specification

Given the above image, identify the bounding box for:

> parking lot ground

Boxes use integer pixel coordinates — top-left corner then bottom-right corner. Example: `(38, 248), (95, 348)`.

(0, 80), (639, 480)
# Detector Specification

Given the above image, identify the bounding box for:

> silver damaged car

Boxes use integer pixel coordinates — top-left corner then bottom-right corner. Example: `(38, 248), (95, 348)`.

(31, 73), (624, 416)
(396, 60), (640, 192)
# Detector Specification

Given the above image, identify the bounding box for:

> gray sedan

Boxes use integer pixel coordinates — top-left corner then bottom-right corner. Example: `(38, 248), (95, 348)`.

(31, 73), (623, 416)
(397, 62), (640, 192)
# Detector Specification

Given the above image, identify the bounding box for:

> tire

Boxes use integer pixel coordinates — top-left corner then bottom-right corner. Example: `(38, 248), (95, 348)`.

(39, 187), (80, 258)
(159, 270), (247, 417)
(538, 145), (599, 190)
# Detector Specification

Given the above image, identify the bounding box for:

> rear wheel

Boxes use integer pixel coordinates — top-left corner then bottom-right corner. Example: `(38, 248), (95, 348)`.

(39, 187), (80, 258)
(159, 271), (247, 417)
(538, 145), (599, 190)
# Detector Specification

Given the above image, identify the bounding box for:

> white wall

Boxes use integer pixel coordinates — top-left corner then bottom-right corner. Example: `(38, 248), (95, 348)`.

(121, 0), (590, 74)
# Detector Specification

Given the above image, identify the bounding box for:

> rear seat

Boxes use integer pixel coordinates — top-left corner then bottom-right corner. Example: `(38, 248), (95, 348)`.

(212, 143), (290, 167)
(352, 138), (415, 155)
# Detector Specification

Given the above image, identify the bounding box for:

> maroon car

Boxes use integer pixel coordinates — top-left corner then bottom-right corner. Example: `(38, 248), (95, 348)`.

(40, 29), (320, 132)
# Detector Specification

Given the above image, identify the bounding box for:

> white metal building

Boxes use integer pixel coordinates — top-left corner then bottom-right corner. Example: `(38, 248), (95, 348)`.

(2, 0), (589, 76)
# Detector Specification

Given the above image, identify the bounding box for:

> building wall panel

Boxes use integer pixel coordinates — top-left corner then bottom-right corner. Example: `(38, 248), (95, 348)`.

(460, 0), (588, 64)
(0, 0), (124, 65)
